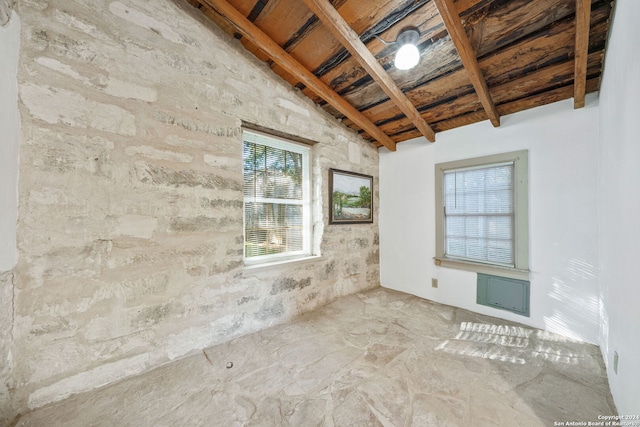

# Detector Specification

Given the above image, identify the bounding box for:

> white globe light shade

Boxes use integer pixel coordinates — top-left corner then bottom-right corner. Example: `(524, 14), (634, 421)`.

(395, 43), (420, 70)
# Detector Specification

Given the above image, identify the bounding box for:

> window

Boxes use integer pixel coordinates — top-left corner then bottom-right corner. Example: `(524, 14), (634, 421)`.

(435, 151), (529, 279)
(242, 130), (311, 264)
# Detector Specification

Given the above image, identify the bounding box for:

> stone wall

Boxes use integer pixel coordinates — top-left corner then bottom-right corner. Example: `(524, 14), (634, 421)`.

(0, 0), (15, 26)
(0, 271), (16, 424)
(13, 0), (380, 413)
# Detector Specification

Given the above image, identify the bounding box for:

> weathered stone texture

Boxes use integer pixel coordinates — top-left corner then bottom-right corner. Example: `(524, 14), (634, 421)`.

(12, 0), (380, 414)
(0, 271), (16, 424)
(0, 0), (15, 26)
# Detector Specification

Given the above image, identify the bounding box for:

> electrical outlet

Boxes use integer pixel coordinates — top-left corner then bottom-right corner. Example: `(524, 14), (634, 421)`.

(614, 351), (619, 374)
(432, 278), (438, 288)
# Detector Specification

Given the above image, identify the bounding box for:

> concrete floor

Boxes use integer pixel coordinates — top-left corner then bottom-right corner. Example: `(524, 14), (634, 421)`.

(15, 288), (616, 426)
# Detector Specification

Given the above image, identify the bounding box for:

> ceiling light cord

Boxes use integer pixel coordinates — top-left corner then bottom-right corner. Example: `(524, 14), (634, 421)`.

(372, 34), (394, 46)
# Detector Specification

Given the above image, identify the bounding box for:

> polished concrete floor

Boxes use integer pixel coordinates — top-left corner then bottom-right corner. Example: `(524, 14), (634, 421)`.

(16, 288), (616, 426)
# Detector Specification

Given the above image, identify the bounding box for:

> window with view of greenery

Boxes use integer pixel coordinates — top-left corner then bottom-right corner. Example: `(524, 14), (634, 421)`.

(435, 150), (529, 279)
(242, 130), (311, 263)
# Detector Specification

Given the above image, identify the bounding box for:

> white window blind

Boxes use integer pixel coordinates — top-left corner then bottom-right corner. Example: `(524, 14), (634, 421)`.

(443, 162), (515, 267)
(242, 130), (311, 262)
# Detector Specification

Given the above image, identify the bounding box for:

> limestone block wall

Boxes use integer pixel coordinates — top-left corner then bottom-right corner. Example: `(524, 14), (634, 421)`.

(13, 0), (380, 413)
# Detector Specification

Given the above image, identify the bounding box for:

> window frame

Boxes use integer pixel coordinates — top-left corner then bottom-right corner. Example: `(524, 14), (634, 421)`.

(434, 150), (529, 280)
(242, 129), (312, 265)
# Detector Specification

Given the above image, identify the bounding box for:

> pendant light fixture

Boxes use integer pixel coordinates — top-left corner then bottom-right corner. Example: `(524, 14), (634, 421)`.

(394, 28), (421, 70)
(374, 27), (422, 70)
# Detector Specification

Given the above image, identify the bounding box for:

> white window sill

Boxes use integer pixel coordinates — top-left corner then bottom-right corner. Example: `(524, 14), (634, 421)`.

(434, 257), (529, 280)
(243, 255), (323, 273)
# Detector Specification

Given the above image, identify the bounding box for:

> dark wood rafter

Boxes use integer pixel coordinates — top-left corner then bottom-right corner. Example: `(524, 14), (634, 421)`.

(303, 0), (436, 142)
(433, 0), (500, 127)
(186, 0), (613, 147)
(199, 0), (397, 151)
(574, 0), (592, 108)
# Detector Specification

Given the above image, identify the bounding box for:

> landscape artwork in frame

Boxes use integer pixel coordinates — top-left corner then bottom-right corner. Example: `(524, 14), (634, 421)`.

(329, 169), (373, 224)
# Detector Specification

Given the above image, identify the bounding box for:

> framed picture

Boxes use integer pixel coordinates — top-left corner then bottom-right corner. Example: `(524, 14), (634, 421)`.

(329, 169), (374, 224)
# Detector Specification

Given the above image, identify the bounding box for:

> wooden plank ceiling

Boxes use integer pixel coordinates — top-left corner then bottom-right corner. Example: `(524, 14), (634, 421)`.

(185, 0), (613, 151)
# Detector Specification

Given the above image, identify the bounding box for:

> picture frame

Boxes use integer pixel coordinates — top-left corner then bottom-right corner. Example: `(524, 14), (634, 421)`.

(329, 169), (374, 224)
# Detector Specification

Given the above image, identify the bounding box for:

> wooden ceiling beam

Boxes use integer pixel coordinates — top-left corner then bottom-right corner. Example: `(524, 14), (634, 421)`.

(574, 0), (592, 109)
(302, 0), (436, 143)
(433, 0), (501, 127)
(199, 0), (397, 151)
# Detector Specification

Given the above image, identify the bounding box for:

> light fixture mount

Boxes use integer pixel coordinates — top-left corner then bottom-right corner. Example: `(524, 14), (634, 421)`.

(396, 28), (420, 47)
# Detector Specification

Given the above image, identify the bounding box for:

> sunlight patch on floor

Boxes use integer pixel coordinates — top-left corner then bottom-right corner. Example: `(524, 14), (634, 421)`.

(436, 322), (587, 365)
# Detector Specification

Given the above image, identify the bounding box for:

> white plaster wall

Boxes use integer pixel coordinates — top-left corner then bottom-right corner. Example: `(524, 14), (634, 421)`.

(0, 10), (20, 272)
(598, 0), (640, 415)
(380, 94), (601, 344)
